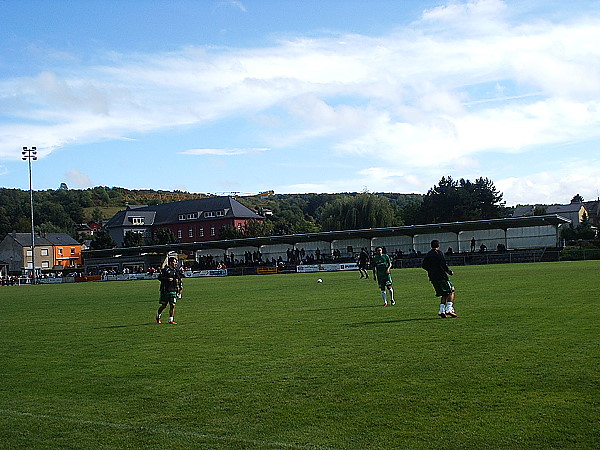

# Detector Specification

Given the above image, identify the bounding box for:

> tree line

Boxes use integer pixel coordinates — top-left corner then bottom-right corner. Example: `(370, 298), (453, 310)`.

(1, 177), (511, 247)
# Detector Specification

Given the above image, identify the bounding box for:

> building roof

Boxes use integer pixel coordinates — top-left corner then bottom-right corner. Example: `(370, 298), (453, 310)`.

(105, 196), (263, 229)
(44, 233), (82, 246)
(106, 209), (157, 227)
(512, 205), (535, 217)
(546, 203), (586, 215)
(513, 202), (588, 218)
(6, 232), (80, 247)
(584, 200), (599, 217)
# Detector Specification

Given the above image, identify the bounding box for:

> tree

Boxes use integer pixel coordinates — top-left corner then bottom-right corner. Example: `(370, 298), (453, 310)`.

(242, 219), (275, 237)
(80, 190), (94, 208)
(561, 214), (596, 242)
(123, 230), (145, 247)
(91, 207), (104, 223)
(219, 225), (241, 240)
(571, 194), (584, 203)
(412, 176), (505, 224)
(465, 177), (505, 219)
(272, 205), (320, 235)
(91, 187), (110, 205)
(220, 220), (275, 239)
(533, 205), (548, 216)
(65, 202), (85, 224)
(153, 228), (177, 245)
(398, 199), (424, 225)
(318, 193), (401, 231)
(35, 201), (77, 233)
(90, 229), (117, 249)
(36, 222), (64, 234)
(416, 176), (461, 223)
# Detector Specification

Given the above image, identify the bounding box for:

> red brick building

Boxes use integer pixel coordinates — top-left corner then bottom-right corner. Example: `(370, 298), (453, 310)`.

(104, 196), (264, 246)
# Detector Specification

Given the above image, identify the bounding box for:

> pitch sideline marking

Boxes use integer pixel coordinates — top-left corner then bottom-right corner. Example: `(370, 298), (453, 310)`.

(0, 409), (339, 450)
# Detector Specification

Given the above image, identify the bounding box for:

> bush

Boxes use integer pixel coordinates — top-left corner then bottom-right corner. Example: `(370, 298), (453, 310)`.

(561, 246), (600, 261)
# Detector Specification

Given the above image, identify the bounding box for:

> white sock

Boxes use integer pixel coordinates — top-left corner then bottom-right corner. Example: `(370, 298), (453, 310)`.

(169, 316), (174, 322)
(388, 288), (394, 302)
(156, 313), (161, 318)
(446, 301), (453, 312)
(381, 291), (387, 303)
(440, 304), (446, 313)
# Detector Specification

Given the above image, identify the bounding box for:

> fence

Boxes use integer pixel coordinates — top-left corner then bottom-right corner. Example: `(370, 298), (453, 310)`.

(393, 248), (561, 269)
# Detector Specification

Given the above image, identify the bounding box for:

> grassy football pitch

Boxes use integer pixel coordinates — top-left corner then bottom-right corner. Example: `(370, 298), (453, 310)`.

(1, 261), (598, 449)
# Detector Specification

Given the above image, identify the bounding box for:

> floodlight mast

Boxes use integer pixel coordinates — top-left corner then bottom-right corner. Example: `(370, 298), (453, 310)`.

(22, 146), (38, 285)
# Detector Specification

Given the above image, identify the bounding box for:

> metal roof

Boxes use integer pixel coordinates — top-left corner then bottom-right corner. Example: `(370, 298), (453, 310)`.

(104, 196), (262, 229)
(84, 214), (571, 258)
(5, 232), (80, 247)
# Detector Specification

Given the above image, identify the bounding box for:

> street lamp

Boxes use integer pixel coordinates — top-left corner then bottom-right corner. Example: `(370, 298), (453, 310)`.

(22, 146), (37, 284)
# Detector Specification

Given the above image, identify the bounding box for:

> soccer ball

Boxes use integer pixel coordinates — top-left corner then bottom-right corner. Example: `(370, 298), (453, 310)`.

(317, 278), (323, 283)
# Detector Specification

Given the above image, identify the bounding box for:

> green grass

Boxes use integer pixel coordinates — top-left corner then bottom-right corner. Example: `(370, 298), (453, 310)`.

(1, 261), (598, 449)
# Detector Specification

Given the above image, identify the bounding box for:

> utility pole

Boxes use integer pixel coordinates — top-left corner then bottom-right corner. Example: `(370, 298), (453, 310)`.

(22, 147), (37, 284)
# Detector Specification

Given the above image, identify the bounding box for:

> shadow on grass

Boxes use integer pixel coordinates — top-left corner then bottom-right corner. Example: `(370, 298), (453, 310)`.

(349, 317), (442, 326)
(307, 304), (382, 312)
(93, 322), (181, 329)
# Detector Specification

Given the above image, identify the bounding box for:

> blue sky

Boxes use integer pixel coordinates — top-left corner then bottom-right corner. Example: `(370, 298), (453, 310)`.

(1, 0), (599, 206)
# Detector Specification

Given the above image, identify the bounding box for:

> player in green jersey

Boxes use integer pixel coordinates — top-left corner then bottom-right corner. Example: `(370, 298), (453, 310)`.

(372, 246), (395, 306)
(156, 257), (183, 324)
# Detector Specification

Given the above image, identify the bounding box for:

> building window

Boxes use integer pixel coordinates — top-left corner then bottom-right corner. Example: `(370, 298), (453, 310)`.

(215, 210), (225, 217)
(131, 217), (144, 225)
(58, 248), (63, 256)
(186, 213), (197, 219)
(204, 211), (215, 218)
(210, 225), (216, 236)
(177, 229), (182, 239)
(42, 261), (50, 268)
(41, 249), (49, 256)
(199, 227), (204, 237)
(188, 227), (193, 238)
(71, 247), (76, 255)
(26, 249), (32, 257)
(178, 214), (185, 221)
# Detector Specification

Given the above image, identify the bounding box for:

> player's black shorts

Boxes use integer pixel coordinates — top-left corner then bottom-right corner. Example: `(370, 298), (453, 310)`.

(159, 291), (177, 305)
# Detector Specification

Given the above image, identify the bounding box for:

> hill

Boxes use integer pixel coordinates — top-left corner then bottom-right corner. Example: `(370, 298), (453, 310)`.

(0, 187), (422, 241)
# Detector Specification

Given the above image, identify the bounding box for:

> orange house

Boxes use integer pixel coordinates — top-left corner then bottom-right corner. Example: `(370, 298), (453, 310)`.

(41, 233), (83, 270)
(52, 240), (83, 269)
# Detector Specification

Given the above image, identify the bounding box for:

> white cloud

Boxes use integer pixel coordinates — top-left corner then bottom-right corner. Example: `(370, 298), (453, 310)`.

(1, 0), (599, 204)
(421, 0), (508, 23)
(65, 168), (93, 188)
(497, 163), (600, 206)
(216, 0), (247, 13)
(180, 147), (269, 156)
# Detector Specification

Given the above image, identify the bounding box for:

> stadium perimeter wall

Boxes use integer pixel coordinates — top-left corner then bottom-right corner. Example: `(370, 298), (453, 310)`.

(198, 224), (561, 263)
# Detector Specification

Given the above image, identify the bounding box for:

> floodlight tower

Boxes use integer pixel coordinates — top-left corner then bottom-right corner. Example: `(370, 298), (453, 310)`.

(22, 146), (37, 284)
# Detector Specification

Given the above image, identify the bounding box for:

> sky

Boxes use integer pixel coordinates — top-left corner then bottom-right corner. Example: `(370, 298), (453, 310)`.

(1, 0), (600, 206)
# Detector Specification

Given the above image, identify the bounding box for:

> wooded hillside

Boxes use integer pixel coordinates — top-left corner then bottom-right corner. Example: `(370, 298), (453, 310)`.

(0, 176), (509, 245)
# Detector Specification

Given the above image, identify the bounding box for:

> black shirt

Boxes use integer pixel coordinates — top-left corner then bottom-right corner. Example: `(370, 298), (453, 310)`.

(421, 249), (453, 281)
(158, 266), (181, 293)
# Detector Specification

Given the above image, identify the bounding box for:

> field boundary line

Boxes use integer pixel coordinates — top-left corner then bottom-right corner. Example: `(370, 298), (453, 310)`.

(0, 409), (339, 450)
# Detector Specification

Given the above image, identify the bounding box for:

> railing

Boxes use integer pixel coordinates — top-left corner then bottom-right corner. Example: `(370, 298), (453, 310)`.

(393, 248), (561, 269)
